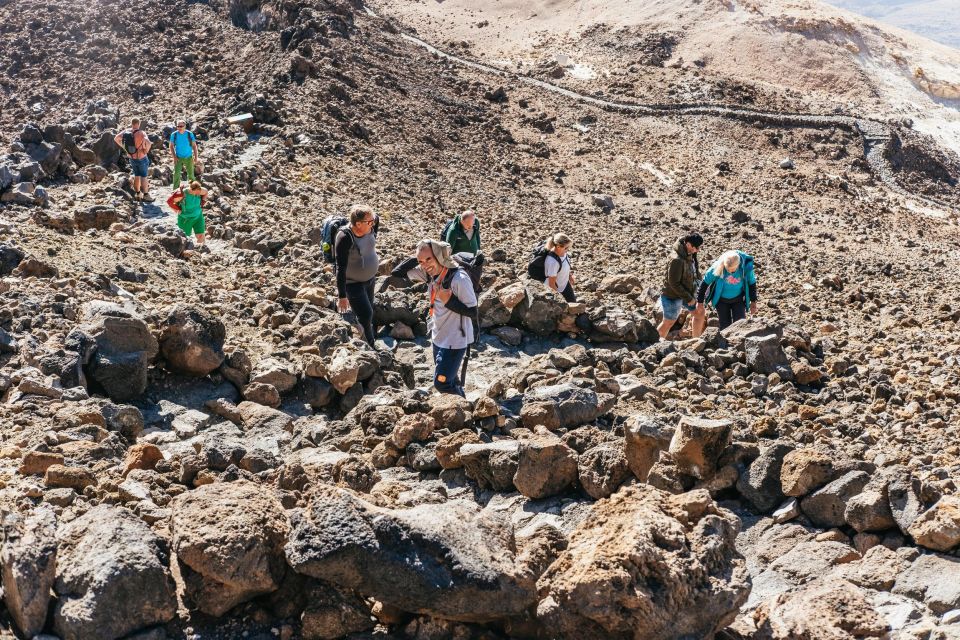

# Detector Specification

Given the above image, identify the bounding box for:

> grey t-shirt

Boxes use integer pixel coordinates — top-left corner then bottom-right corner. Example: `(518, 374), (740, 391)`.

(409, 266), (478, 349)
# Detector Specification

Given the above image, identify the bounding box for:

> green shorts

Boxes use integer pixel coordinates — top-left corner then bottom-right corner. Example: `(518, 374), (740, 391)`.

(177, 213), (206, 236)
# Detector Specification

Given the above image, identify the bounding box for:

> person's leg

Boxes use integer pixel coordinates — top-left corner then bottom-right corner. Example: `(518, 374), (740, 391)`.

(716, 301), (733, 331)
(433, 345), (466, 395)
(346, 282), (375, 346)
(185, 157), (195, 182)
(172, 157), (183, 189)
(731, 299), (747, 325)
(691, 304), (706, 337)
(657, 296), (679, 339)
(560, 283), (577, 302)
(364, 278), (378, 343)
(142, 158), (152, 200)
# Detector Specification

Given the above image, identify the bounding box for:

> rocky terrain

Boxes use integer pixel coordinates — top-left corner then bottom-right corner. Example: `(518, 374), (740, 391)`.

(1, 0), (960, 639)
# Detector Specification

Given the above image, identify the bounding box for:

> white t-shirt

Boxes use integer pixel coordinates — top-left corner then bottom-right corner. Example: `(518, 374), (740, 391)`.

(544, 254), (571, 291)
(408, 267), (478, 349)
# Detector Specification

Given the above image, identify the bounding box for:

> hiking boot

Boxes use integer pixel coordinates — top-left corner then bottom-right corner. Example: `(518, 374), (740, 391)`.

(197, 244), (211, 254)
(142, 191), (155, 202)
(134, 191), (142, 201)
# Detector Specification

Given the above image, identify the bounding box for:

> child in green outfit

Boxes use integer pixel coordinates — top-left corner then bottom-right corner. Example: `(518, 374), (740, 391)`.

(170, 180), (208, 247)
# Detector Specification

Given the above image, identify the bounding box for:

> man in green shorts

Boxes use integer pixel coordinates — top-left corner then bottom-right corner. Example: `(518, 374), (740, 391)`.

(169, 120), (199, 189)
(170, 180), (208, 248)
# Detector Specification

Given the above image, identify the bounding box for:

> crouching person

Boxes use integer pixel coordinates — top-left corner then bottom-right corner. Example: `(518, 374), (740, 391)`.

(399, 240), (478, 396)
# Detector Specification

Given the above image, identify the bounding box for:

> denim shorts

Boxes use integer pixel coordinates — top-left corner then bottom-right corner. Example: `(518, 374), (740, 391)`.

(130, 157), (150, 178)
(660, 295), (695, 321)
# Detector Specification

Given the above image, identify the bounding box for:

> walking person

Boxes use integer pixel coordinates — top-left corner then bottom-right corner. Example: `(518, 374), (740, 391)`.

(443, 209), (481, 255)
(168, 180), (208, 249)
(114, 117), (153, 201)
(696, 249), (758, 330)
(169, 120), (199, 190)
(398, 239), (478, 396)
(657, 233), (706, 339)
(543, 233), (576, 302)
(335, 205), (380, 347)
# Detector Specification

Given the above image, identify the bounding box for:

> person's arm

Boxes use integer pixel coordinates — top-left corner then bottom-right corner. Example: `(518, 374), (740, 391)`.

(334, 232), (352, 305)
(391, 256), (420, 280)
(141, 133), (152, 154)
(696, 271), (715, 304)
(544, 255), (560, 291)
(169, 136), (176, 158)
(443, 219), (458, 246)
(444, 271), (478, 316)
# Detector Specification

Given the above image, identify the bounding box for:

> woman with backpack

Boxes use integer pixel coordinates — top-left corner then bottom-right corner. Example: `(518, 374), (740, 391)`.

(336, 204), (380, 347)
(168, 180), (208, 249)
(696, 249), (758, 330)
(542, 233), (576, 302)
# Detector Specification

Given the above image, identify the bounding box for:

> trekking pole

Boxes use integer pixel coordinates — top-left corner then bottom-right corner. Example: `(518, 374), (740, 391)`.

(460, 344), (471, 391)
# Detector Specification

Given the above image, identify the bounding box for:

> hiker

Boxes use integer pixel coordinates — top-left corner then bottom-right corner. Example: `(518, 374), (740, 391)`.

(168, 120), (199, 190)
(168, 180), (208, 248)
(657, 233), (706, 339)
(114, 117), (153, 201)
(443, 209), (481, 255)
(402, 239), (478, 396)
(696, 249), (758, 330)
(542, 233), (576, 302)
(335, 204), (380, 347)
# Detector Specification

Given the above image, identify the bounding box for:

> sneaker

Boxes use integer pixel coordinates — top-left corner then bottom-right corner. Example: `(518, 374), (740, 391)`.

(134, 191), (142, 201)
(142, 192), (155, 202)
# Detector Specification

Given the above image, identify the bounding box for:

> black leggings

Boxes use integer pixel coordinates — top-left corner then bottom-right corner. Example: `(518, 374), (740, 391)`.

(715, 297), (746, 330)
(345, 278), (376, 346)
(559, 283), (577, 302)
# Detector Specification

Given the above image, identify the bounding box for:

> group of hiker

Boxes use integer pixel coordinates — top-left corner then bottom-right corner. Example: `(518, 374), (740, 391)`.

(114, 117), (759, 398)
(657, 233), (758, 338)
(114, 117), (206, 246)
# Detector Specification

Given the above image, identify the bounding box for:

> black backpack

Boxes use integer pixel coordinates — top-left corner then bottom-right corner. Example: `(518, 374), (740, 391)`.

(122, 130), (139, 155)
(441, 251), (484, 296)
(440, 218), (455, 243)
(321, 216), (349, 263)
(526, 243), (559, 281)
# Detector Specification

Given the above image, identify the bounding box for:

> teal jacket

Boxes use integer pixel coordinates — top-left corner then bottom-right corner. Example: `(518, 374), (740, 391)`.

(444, 215), (481, 255)
(697, 251), (757, 308)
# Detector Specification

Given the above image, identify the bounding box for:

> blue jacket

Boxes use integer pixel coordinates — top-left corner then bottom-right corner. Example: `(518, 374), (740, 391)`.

(697, 251), (757, 308)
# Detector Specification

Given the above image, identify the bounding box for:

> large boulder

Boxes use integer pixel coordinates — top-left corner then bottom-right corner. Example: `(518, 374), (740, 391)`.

(521, 382), (614, 430)
(536, 486), (750, 639)
(513, 433), (579, 499)
(67, 302), (158, 402)
(721, 318), (782, 350)
(668, 416), (733, 480)
(744, 334), (792, 378)
(578, 443), (632, 500)
(172, 481), (289, 616)
(285, 485), (536, 622)
(800, 470), (870, 528)
(752, 578), (887, 639)
(623, 414), (673, 481)
(158, 303), (226, 376)
(737, 441), (794, 513)
(907, 495), (960, 552)
(1, 507), (57, 638)
(460, 440), (520, 491)
(91, 131), (120, 167)
(53, 505), (176, 640)
(511, 283), (567, 335)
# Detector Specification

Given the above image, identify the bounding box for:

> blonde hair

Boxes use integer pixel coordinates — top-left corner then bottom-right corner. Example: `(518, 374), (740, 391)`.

(189, 180), (202, 191)
(546, 233), (572, 251)
(713, 250), (741, 277)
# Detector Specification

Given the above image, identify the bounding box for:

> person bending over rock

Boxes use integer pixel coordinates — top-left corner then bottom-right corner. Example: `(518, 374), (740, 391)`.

(335, 204), (380, 347)
(114, 117), (153, 202)
(402, 240), (478, 396)
(697, 249), (758, 330)
(657, 233), (706, 340)
(543, 233), (576, 302)
(169, 180), (208, 249)
(169, 119), (199, 190)
(443, 209), (481, 255)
